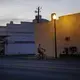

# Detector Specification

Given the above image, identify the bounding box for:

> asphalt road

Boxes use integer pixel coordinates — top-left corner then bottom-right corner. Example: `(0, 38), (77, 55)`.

(0, 58), (80, 80)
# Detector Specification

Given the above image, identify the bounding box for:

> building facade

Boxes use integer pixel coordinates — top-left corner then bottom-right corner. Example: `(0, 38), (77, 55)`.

(35, 13), (80, 58)
(0, 15), (49, 56)
(57, 13), (80, 57)
(0, 13), (80, 58)
(0, 21), (36, 55)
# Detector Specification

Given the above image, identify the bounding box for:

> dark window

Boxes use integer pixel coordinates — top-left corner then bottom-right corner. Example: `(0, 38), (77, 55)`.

(14, 41), (35, 44)
(65, 37), (70, 41)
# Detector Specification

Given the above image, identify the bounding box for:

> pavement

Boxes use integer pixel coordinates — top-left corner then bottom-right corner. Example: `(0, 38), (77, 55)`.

(0, 58), (80, 80)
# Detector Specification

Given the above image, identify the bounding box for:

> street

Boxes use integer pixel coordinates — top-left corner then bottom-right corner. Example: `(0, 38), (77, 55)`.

(0, 58), (80, 80)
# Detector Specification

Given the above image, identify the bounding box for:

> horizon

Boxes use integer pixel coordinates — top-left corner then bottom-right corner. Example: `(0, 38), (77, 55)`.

(0, 0), (80, 26)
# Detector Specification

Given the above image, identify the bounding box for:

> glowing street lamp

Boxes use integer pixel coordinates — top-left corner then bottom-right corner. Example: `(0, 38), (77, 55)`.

(53, 13), (56, 20)
(52, 13), (57, 58)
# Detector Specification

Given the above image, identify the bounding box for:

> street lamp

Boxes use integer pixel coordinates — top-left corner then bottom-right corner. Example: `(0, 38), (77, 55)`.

(52, 13), (57, 58)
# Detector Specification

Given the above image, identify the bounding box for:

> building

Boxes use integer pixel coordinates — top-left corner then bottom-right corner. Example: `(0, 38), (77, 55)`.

(0, 21), (36, 55)
(35, 13), (80, 58)
(57, 13), (80, 57)
(0, 13), (80, 58)
(0, 15), (49, 56)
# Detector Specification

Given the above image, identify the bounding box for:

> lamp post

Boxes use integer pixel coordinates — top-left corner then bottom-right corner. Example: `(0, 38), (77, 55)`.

(52, 13), (57, 58)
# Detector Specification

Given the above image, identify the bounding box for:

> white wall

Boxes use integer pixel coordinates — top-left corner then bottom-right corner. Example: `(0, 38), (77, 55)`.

(5, 22), (36, 55)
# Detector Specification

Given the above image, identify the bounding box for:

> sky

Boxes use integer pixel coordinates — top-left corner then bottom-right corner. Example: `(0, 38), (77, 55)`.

(0, 0), (80, 26)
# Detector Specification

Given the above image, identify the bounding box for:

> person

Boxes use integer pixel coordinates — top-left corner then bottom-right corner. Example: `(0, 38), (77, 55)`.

(37, 44), (46, 59)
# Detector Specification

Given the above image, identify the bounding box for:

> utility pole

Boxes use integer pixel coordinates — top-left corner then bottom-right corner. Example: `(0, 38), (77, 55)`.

(37, 7), (40, 23)
(35, 6), (42, 23)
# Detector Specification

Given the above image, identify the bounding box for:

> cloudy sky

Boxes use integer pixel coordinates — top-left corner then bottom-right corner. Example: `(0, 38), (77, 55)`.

(0, 0), (80, 26)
